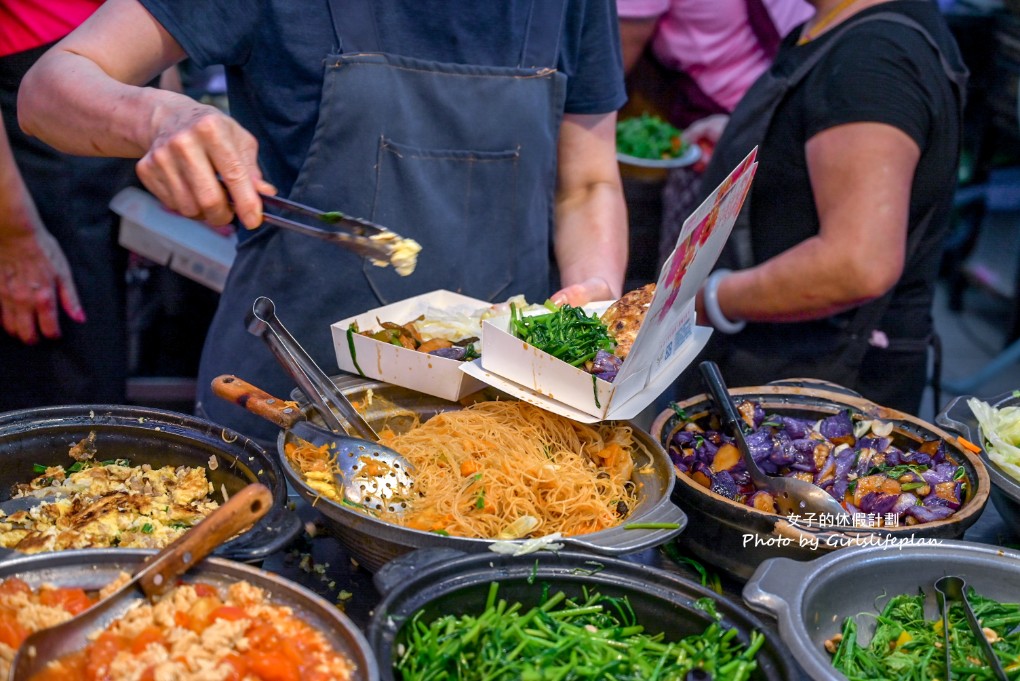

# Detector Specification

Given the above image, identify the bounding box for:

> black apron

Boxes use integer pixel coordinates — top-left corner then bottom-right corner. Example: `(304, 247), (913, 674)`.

(685, 8), (967, 412)
(0, 42), (134, 410)
(196, 0), (568, 443)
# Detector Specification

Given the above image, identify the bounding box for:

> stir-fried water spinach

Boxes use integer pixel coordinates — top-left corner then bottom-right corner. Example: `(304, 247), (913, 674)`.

(830, 589), (1020, 680)
(395, 582), (763, 681)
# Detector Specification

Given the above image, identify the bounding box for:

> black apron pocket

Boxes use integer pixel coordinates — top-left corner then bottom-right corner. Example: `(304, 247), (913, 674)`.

(364, 137), (520, 303)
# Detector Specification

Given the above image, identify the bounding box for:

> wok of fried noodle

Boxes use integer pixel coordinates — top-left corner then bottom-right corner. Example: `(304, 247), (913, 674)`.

(284, 401), (640, 539)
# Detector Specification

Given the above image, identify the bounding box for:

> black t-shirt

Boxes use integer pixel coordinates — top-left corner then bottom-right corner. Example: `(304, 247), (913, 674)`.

(750, 0), (964, 338)
(139, 0), (627, 201)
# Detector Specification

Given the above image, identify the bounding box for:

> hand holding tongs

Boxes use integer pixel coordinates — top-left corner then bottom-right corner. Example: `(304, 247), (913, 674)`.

(258, 192), (419, 272)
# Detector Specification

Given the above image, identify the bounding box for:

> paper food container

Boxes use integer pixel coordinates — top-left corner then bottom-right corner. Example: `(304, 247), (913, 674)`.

(111, 187), (236, 292)
(462, 148), (759, 423)
(330, 290), (500, 402)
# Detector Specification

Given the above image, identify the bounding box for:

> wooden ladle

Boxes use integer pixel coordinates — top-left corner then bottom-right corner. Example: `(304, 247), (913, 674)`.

(9, 483), (273, 681)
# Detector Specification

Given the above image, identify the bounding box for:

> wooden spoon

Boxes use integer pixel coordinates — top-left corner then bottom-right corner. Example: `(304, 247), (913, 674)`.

(9, 483), (273, 681)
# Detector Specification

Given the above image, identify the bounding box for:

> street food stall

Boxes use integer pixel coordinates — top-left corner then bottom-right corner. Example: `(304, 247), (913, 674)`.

(0, 154), (1018, 681)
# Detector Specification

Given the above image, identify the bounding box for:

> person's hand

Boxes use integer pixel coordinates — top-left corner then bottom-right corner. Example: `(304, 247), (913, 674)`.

(682, 114), (730, 166)
(136, 102), (276, 230)
(550, 277), (618, 307)
(0, 226), (83, 344)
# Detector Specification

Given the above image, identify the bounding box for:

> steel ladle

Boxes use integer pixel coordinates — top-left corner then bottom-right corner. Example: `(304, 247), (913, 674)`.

(245, 296), (415, 512)
(698, 361), (851, 520)
(9, 483), (273, 681)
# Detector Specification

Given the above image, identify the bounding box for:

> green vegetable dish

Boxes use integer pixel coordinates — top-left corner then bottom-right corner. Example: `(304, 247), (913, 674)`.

(617, 114), (688, 161)
(395, 582), (764, 681)
(830, 588), (1020, 680)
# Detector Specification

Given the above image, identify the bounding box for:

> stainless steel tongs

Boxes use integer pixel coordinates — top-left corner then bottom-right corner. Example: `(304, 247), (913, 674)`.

(259, 192), (405, 265)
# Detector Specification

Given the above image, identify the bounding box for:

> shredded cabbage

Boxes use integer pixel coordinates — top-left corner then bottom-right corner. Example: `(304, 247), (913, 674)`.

(968, 397), (1020, 483)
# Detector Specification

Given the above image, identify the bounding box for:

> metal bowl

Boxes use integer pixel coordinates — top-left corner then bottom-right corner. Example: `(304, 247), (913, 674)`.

(937, 391), (1020, 537)
(650, 383), (990, 580)
(0, 548), (379, 680)
(0, 404), (301, 563)
(369, 548), (796, 681)
(742, 540), (1020, 681)
(280, 376), (687, 572)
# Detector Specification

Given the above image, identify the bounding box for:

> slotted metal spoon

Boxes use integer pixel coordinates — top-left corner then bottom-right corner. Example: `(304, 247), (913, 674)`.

(698, 361), (851, 520)
(9, 483), (273, 681)
(245, 297), (415, 512)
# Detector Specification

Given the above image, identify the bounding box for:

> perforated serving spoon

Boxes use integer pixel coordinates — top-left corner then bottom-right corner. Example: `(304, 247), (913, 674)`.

(244, 297), (415, 512)
(9, 483), (273, 681)
(698, 361), (851, 520)
(212, 373), (414, 512)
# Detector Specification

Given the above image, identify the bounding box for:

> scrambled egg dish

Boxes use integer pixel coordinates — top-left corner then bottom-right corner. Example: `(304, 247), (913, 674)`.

(0, 434), (219, 553)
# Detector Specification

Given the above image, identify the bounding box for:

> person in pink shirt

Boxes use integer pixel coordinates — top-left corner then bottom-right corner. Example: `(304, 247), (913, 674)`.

(617, 0), (813, 267)
(619, 0), (813, 124)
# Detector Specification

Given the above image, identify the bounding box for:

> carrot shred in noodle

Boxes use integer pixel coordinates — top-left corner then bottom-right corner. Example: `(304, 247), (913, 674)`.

(283, 402), (640, 539)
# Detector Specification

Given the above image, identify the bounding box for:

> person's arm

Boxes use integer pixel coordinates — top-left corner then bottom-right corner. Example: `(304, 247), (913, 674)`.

(619, 16), (658, 74)
(709, 121), (919, 323)
(551, 112), (628, 306)
(18, 0), (273, 229)
(0, 104), (84, 344)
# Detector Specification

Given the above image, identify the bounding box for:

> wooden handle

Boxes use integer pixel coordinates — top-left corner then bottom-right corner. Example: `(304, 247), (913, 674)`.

(210, 374), (303, 429)
(137, 483), (274, 597)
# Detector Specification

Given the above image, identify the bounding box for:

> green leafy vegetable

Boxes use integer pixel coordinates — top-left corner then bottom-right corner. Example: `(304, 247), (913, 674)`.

(831, 589), (1020, 680)
(617, 114), (688, 160)
(396, 582), (762, 680)
(509, 303), (616, 367)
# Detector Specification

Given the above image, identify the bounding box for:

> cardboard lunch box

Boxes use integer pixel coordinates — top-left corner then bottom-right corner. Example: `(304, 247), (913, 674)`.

(330, 289), (500, 402)
(461, 148), (759, 423)
(111, 187), (236, 293)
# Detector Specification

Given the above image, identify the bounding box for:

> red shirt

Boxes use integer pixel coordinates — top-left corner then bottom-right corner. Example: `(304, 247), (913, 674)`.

(0, 0), (103, 58)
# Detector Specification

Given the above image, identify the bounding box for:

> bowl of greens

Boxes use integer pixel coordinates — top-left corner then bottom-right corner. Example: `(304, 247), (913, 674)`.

(368, 549), (796, 681)
(743, 540), (1020, 680)
(937, 391), (1020, 537)
(616, 113), (701, 169)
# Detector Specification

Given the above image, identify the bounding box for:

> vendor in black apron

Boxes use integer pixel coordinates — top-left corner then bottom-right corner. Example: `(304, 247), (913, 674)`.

(18, 0), (630, 444)
(674, 0), (966, 415)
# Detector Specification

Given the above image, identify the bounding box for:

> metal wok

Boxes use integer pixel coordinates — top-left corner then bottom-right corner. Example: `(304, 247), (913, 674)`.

(277, 376), (687, 572)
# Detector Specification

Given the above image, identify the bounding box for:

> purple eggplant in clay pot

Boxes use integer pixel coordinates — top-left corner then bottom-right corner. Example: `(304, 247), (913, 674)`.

(651, 382), (989, 580)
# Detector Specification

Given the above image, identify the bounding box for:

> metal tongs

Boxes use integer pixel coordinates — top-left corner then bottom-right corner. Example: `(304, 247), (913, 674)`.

(246, 297), (415, 511)
(259, 192), (402, 264)
(935, 575), (1009, 681)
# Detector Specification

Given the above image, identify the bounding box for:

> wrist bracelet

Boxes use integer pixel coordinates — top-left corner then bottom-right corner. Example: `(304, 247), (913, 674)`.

(702, 269), (746, 334)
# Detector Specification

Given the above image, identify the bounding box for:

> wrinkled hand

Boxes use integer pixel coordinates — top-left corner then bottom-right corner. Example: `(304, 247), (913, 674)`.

(0, 228), (83, 344)
(550, 277), (618, 307)
(136, 103), (276, 230)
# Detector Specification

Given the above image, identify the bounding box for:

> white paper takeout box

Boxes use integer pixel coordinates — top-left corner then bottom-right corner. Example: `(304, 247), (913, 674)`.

(462, 148), (759, 423)
(330, 290), (495, 402)
(111, 187), (236, 292)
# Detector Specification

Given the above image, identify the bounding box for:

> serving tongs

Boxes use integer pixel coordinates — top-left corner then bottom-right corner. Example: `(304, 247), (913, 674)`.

(259, 192), (402, 265)
(935, 575), (1009, 681)
(246, 296), (415, 512)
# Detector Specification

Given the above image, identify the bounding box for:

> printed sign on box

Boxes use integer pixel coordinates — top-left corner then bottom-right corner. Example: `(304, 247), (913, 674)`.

(462, 148), (759, 422)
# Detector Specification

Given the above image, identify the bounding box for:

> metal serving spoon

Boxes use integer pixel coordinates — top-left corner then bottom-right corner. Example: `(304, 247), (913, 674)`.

(698, 361), (851, 520)
(244, 297), (415, 512)
(9, 483), (273, 681)
(212, 373), (414, 512)
(934, 575), (1009, 681)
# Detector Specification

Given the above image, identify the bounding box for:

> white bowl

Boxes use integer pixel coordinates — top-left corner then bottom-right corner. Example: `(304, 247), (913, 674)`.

(617, 143), (701, 169)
